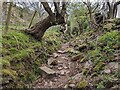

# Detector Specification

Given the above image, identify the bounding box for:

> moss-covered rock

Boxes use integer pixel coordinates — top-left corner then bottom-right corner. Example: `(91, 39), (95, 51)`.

(76, 80), (89, 88)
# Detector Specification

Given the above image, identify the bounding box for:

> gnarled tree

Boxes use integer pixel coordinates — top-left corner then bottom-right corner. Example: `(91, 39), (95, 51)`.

(25, 1), (67, 40)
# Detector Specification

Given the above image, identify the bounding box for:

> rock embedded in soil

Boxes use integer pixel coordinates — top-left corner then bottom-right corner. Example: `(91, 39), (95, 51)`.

(115, 56), (120, 61)
(60, 70), (66, 75)
(44, 81), (48, 86)
(49, 81), (53, 87)
(64, 66), (68, 69)
(61, 57), (68, 60)
(58, 50), (66, 54)
(105, 62), (119, 72)
(53, 78), (57, 82)
(63, 64), (68, 69)
(71, 54), (82, 61)
(108, 62), (118, 68)
(84, 61), (92, 69)
(58, 67), (63, 70)
(71, 73), (81, 79)
(103, 68), (111, 74)
(53, 53), (59, 58)
(58, 60), (63, 64)
(47, 58), (57, 66)
(40, 66), (56, 75)
(78, 44), (87, 51)
(68, 84), (75, 88)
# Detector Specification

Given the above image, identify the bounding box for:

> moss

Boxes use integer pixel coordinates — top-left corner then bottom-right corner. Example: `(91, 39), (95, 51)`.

(80, 57), (86, 63)
(96, 81), (105, 88)
(1, 58), (10, 67)
(67, 48), (80, 56)
(12, 49), (34, 61)
(94, 62), (105, 72)
(8, 48), (18, 54)
(2, 48), (10, 56)
(87, 48), (105, 64)
(77, 80), (89, 88)
(82, 68), (89, 76)
(2, 69), (17, 79)
(2, 28), (62, 87)
(96, 74), (118, 88)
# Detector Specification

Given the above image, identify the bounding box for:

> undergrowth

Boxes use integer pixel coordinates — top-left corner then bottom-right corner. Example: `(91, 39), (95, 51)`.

(1, 27), (62, 88)
(68, 29), (120, 88)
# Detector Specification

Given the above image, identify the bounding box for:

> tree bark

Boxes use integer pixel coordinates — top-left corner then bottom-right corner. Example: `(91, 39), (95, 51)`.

(5, 2), (13, 33)
(107, 1), (120, 19)
(25, 15), (65, 40)
(28, 10), (37, 28)
(25, 1), (67, 40)
(2, 2), (7, 23)
(113, 1), (120, 18)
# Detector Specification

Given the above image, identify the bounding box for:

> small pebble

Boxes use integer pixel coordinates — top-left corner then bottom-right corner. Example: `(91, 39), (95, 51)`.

(64, 66), (68, 69)
(60, 70), (65, 75)
(54, 79), (57, 82)
(49, 81), (53, 86)
(58, 67), (62, 70)
(69, 84), (75, 88)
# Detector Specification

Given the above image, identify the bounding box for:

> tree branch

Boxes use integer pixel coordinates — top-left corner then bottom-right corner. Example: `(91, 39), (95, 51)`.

(113, 1), (120, 17)
(92, 3), (99, 13)
(53, 2), (60, 15)
(61, 2), (66, 15)
(41, 1), (54, 16)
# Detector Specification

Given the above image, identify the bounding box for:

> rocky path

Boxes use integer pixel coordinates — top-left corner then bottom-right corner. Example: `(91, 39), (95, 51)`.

(32, 42), (119, 89)
(32, 42), (83, 88)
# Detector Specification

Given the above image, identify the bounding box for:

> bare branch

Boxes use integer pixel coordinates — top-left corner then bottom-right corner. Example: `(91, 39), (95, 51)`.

(113, 1), (120, 17)
(92, 3), (99, 13)
(54, 2), (60, 15)
(41, 1), (54, 16)
(61, 2), (66, 15)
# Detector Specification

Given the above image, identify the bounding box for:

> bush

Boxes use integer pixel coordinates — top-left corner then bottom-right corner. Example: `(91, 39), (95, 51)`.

(86, 30), (120, 74)
(97, 31), (120, 49)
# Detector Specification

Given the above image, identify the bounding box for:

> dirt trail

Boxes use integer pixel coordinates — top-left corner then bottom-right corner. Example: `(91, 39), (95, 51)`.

(33, 42), (82, 88)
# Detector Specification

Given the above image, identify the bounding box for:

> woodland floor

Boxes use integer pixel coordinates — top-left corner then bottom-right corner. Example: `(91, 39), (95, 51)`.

(32, 42), (119, 89)
(31, 30), (120, 89)
(32, 42), (81, 88)
(2, 26), (119, 88)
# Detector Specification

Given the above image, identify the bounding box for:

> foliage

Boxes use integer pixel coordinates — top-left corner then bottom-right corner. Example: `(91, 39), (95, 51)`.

(68, 3), (89, 36)
(76, 80), (88, 88)
(85, 30), (120, 75)
(2, 27), (62, 88)
(97, 31), (120, 49)
(96, 74), (118, 88)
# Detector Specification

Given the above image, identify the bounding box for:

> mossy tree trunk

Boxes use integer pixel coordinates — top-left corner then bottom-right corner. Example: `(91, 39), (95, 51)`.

(25, 2), (67, 40)
(25, 15), (65, 40)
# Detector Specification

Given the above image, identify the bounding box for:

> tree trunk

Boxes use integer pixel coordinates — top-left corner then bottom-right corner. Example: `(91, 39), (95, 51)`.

(25, 1), (67, 40)
(2, 2), (7, 24)
(107, 1), (120, 19)
(28, 10), (37, 29)
(5, 2), (13, 33)
(116, 5), (120, 18)
(113, 1), (120, 18)
(25, 15), (65, 40)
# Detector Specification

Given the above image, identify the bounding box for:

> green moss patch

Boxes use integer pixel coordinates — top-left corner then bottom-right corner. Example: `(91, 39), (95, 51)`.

(1, 28), (62, 88)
